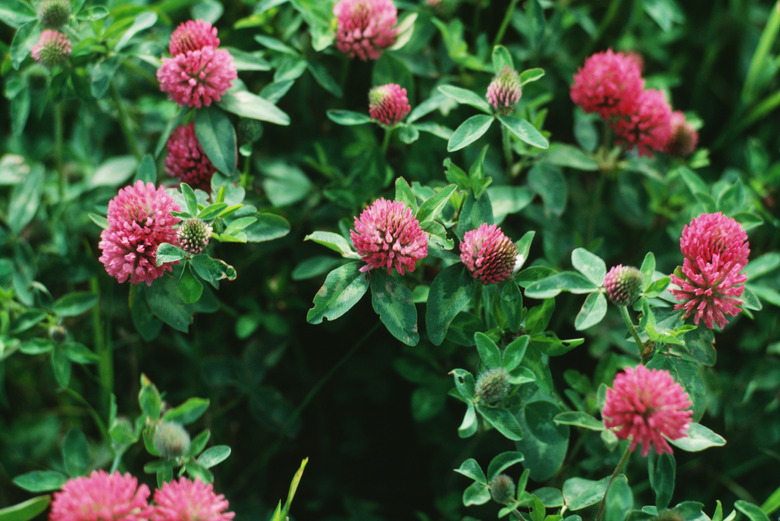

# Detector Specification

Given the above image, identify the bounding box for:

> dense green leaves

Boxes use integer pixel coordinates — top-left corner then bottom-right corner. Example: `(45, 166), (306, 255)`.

(370, 270), (419, 346)
(426, 264), (475, 345)
(448, 115), (494, 152)
(195, 107), (237, 176)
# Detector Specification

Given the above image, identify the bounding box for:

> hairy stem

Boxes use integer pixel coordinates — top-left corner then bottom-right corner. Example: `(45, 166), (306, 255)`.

(55, 102), (65, 201)
(381, 127), (394, 156)
(110, 82), (141, 159)
(619, 305), (645, 356)
(502, 123), (513, 171)
(595, 444), (632, 521)
(92, 277), (112, 417)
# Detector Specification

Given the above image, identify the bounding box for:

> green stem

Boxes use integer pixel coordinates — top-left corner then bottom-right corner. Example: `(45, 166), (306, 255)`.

(501, 124), (513, 172)
(493, 0), (519, 47)
(381, 127), (394, 156)
(590, 0), (621, 50)
(742, 1), (780, 103)
(619, 305), (644, 355)
(510, 509), (527, 521)
(54, 102), (64, 201)
(586, 173), (606, 246)
(110, 82), (141, 160)
(472, 0), (484, 47)
(240, 154), (251, 188)
(595, 444), (632, 521)
(259, 323), (381, 469)
(92, 277), (112, 417)
(739, 90), (780, 130)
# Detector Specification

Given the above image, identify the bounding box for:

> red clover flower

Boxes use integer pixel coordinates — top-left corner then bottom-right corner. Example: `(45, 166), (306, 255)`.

(157, 46), (236, 108)
(602, 365), (693, 457)
(31, 29), (71, 68)
(570, 49), (645, 120)
(333, 0), (398, 61)
(151, 477), (235, 521)
(350, 198), (428, 275)
(611, 88), (673, 158)
(165, 122), (216, 192)
(460, 223), (517, 284)
(603, 265), (644, 306)
(98, 180), (181, 286)
(487, 66), (522, 115)
(49, 470), (152, 521)
(663, 111), (699, 157)
(368, 84), (411, 126)
(169, 19), (220, 56)
(670, 212), (750, 329)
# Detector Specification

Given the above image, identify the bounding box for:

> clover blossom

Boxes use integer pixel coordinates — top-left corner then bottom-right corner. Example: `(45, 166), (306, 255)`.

(98, 180), (181, 285)
(602, 365), (693, 456)
(570, 49), (645, 119)
(165, 122), (216, 192)
(350, 198), (428, 275)
(670, 212), (750, 329)
(487, 66), (522, 115)
(151, 477), (234, 521)
(169, 19), (220, 56)
(368, 84), (411, 126)
(49, 470), (152, 521)
(31, 30), (71, 68)
(603, 265), (643, 306)
(611, 88), (673, 158)
(459, 223), (517, 284)
(333, 0), (398, 61)
(157, 46), (237, 108)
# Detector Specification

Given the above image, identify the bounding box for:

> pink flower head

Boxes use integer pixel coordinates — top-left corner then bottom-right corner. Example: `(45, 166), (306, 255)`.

(678, 212), (749, 268)
(98, 180), (181, 286)
(169, 19), (220, 56)
(368, 84), (411, 125)
(663, 111), (699, 157)
(460, 223), (517, 284)
(157, 47), (237, 108)
(603, 265), (643, 306)
(49, 470), (152, 521)
(487, 66), (522, 115)
(333, 0), (398, 61)
(670, 257), (746, 330)
(670, 212), (749, 329)
(31, 29), (71, 68)
(611, 88), (673, 158)
(570, 49), (645, 119)
(152, 477), (234, 521)
(602, 365), (693, 457)
(165, 122), (216, 192)
(350, 198), (428, 275)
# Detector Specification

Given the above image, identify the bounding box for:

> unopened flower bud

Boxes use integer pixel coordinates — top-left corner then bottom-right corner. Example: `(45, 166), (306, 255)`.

(663, 111), (698, 157)
(238, 118), (263, 144)
(603, 265), (644, 306)
(487, 66), (522, 115)
(153, 421), (191, 459)
(368, 84), (411, 126)
(475, 367), (511, 407)
(49, 325), (68, 344)
(38, 0), (71, 29)
(31, 30), (71, 68)
(460, 224), (517, 285)
(177, 218), (212, 255)
(489, 473), (516, 505)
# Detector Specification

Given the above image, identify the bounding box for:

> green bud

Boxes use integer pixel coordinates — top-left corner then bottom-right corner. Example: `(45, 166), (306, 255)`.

(475, 367), (511, 407)
(489, 473), (516, 505)
(153, 421), (191, 459)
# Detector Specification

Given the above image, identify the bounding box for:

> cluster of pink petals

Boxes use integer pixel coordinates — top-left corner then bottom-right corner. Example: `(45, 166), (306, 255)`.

(31, 29), (71, 68)
(368, 84), (411, 125)
(670, 212), (750, 329)
(157, 46), (237, 108)
(570, 49), (645, 119)
(49, 472), (235, 521)
(165, 122), (216, 192)
(98, 180), (181, 286)
(487, 66), (522, 115)
(169, 19), (220, 56)
(602, 365), (693, 457)
(460, 223), (517, 284)
(611, 88), (673, 157)
(49, 470), (152, 521)
(350, 198), (428, 275)
(570, 49), (696, 158)
(333, 0), (398, 61)
(663, 111), (699, 157)
(152, 477), (235, 521)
